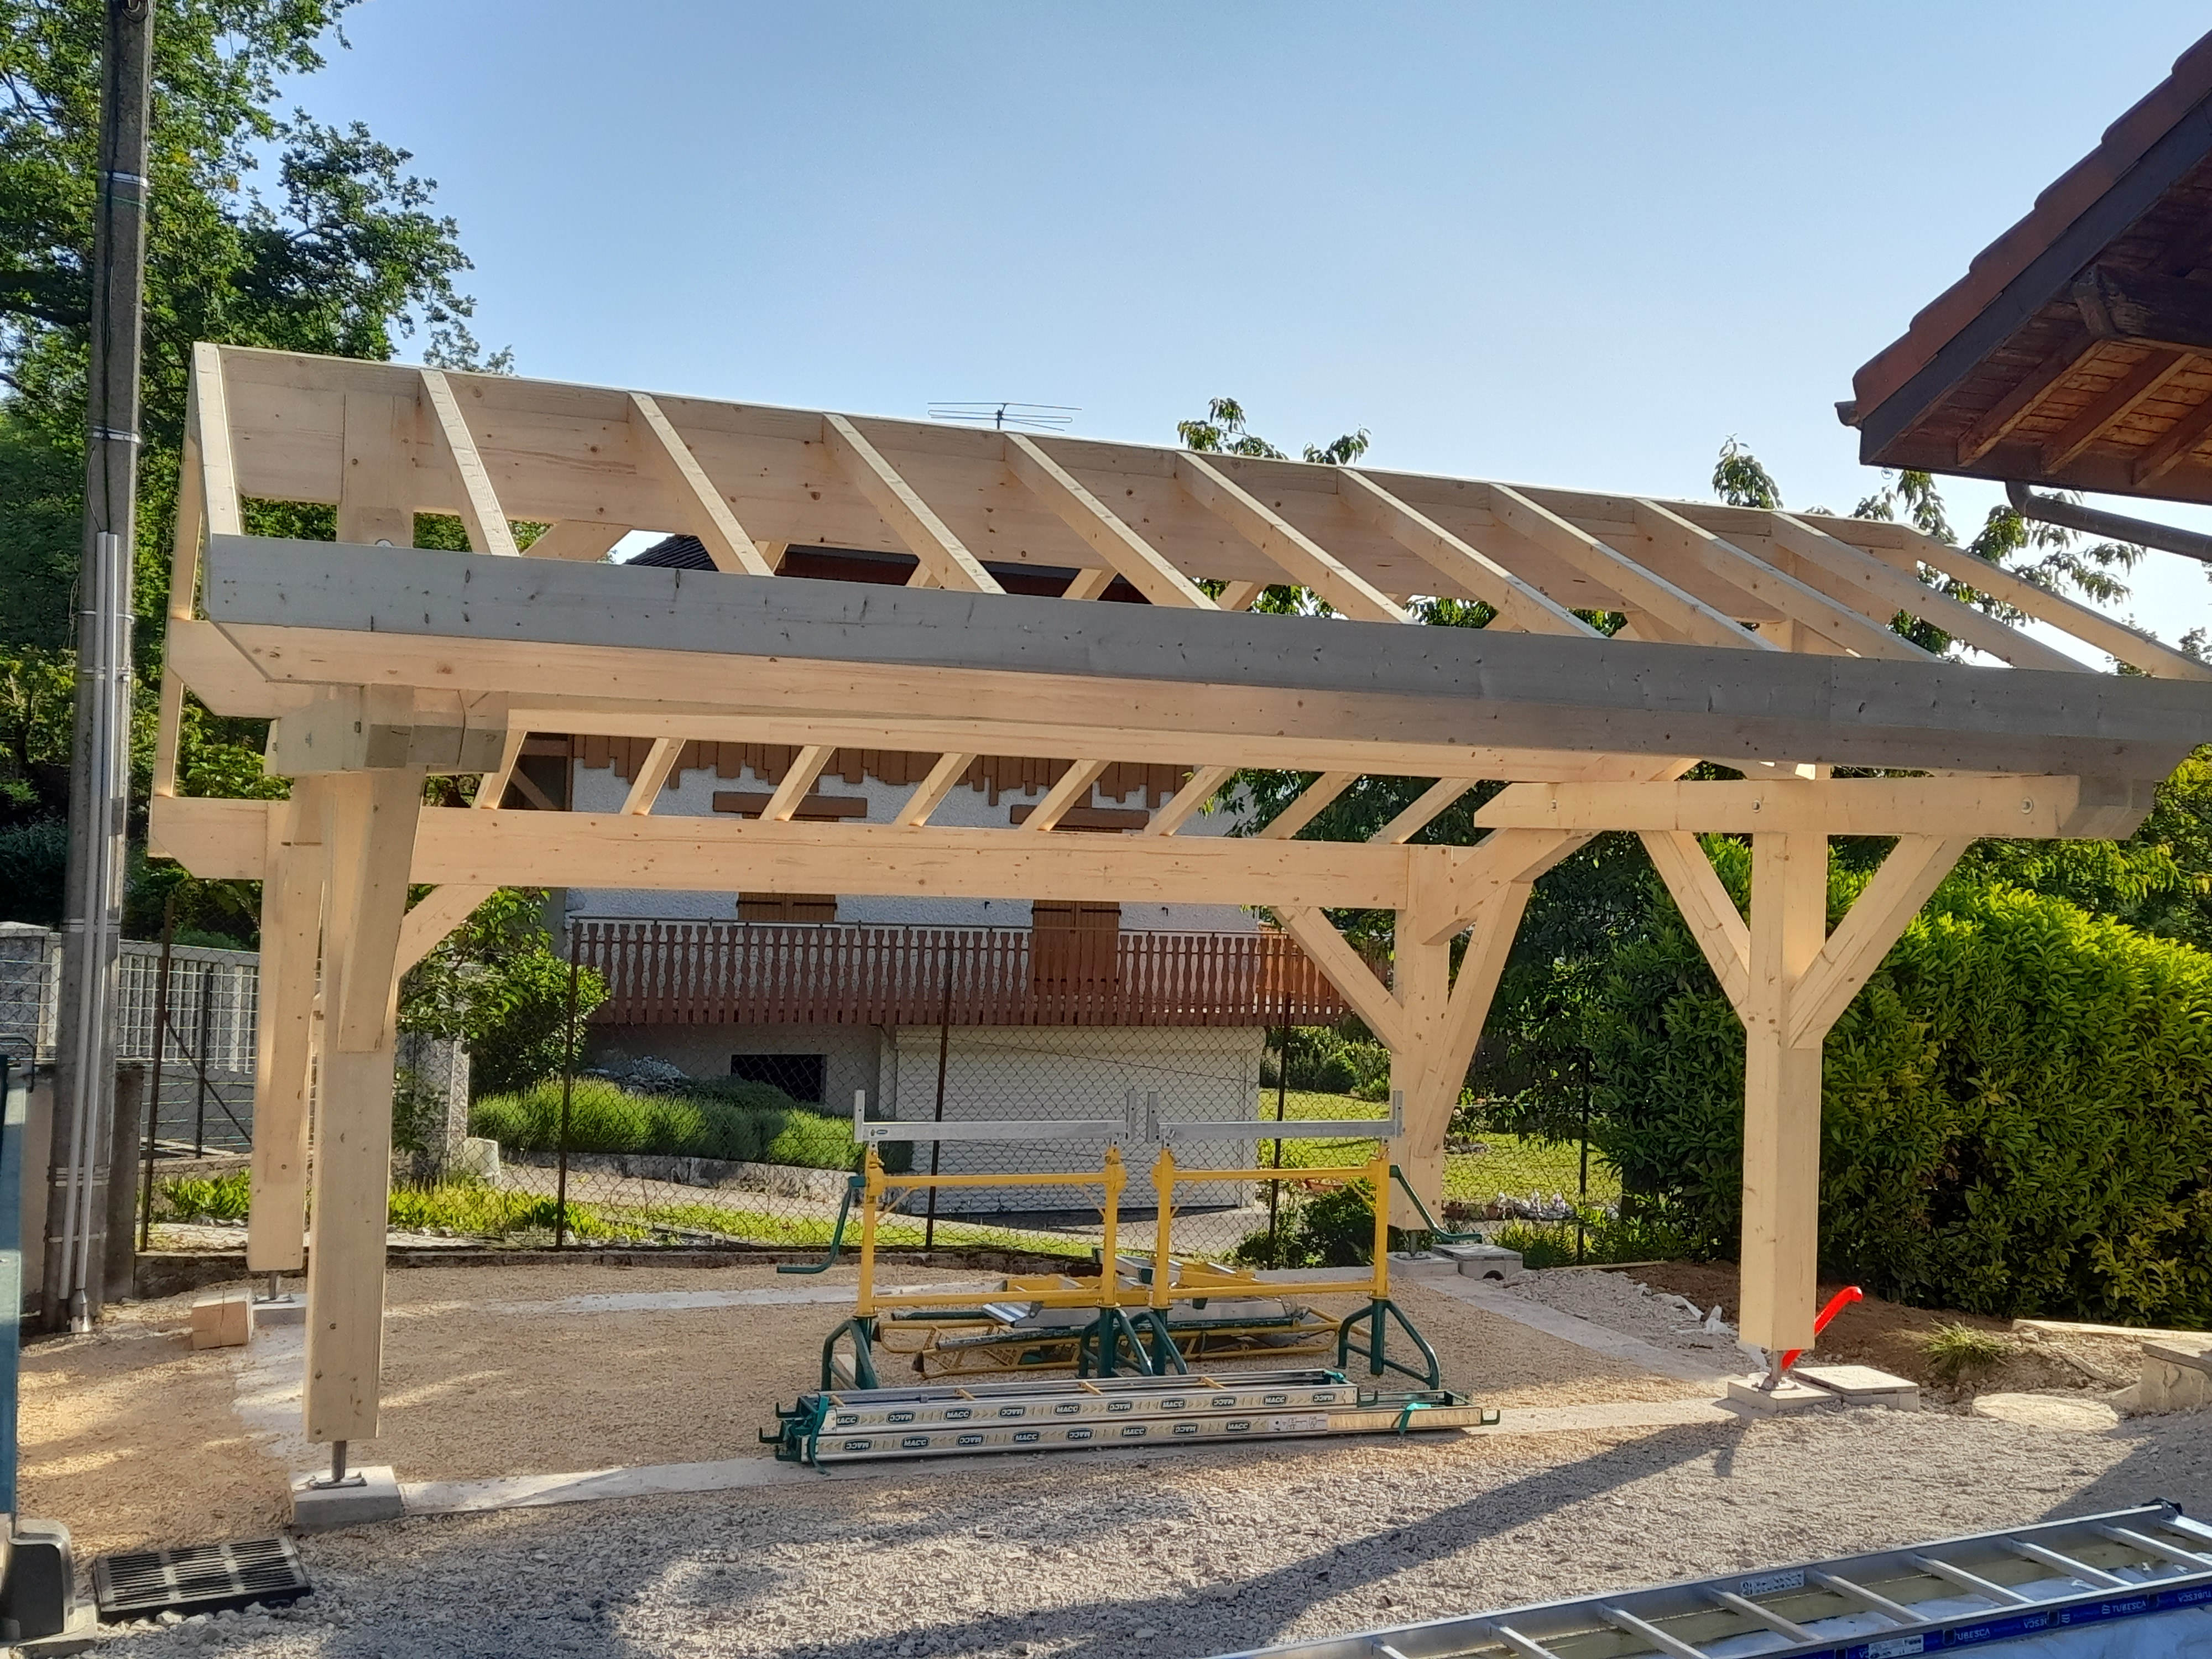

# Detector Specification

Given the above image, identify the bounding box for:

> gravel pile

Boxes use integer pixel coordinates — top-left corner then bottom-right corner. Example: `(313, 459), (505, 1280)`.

(91, 1409), (2212, 1658)
(1502, 1266), (1748, 1361)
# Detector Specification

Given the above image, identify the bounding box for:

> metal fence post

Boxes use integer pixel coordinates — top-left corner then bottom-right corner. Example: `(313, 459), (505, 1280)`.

(554, 945), (580, 1249)
(924, 950), (952, 1253)
(138, 896), (175, 1251)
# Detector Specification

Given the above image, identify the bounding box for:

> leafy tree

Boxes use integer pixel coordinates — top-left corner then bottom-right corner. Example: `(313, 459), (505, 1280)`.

(1, 0), (501, 929)
(399, 887), (606, 1098)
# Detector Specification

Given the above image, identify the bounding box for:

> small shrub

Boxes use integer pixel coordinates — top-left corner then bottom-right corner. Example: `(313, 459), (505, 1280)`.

(1493, 1208), (1702, 1269)
(153, 1170), (252, 1222)
(1232, 1180), (1411, 1269)
(1917, 1322), (2015, 1384)
(468, 1078), (879, 1172)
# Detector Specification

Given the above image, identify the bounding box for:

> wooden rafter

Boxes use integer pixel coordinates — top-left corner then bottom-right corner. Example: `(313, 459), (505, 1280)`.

(1491, 485), (1775, 650)
(420, 369), (518, 557)
(629, 393), (778, 576)
(1024, 759), (1110, 832)
(1141, 764), (1234, 837)
(620, 737), (682, 814)
(762, 744), (834, 822)
(823, 413), (1002, 592)
(1374, 778), (1475, 845)
(1175, 454), (1408, 623)
(2040, 350), (2192, 472)
(896, 752), (977, 828)
(1257, 772), (1357, 841)
(1335, 469), (1594, 635)
(1953, 329), (2095, 465)
(1006, 434), (1214, 608)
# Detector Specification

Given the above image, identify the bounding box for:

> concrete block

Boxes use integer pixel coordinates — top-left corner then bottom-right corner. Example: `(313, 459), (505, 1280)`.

(2143, 1335), (2212, 1373)
(1794, 1363), (1921, 1411)
(290, 1465), (405, 1532)
(189, 1290), (252, 1350)
(253, 1294), (306, 1328)
(1431, 1241), (1525, 1284)
(1725, 1376), (1840, 1413)
(452, 1135), (500, 1181)
(2137, 1354), (2212, 1414)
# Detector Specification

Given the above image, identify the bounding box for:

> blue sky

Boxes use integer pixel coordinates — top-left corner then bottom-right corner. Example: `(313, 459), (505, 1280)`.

(284, 2), (2212, 650)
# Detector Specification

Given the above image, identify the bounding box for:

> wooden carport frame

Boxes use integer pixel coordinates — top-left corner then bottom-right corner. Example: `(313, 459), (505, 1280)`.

(151, 344), (2212, 1447)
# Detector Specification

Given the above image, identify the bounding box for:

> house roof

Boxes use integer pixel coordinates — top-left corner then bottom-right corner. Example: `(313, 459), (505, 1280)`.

(1844, 29), (2212, 502)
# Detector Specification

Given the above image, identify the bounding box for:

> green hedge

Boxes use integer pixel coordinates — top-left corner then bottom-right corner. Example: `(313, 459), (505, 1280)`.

(1591, 844), (2212, 1327)
(469, 1078), (875, 1173)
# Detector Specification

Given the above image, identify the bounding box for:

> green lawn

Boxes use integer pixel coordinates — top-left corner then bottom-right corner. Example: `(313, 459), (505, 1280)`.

(1249, 1089), (1621, 1206)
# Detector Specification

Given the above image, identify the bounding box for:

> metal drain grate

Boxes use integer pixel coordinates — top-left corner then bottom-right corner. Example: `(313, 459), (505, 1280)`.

(92, 1537), (310, 1621)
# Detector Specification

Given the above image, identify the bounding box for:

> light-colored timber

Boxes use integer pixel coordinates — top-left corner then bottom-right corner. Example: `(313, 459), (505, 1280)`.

(150, 346), (2212, 1446)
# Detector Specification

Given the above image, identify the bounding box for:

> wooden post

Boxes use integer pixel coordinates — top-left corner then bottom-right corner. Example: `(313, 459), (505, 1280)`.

(302, 766), (422, 1443)
(1738, 832), (1828, 1354)
(245, 782), (326, 1274)
(1645, 830), (1974, 1357)
(1384, 907), (1451, 1222)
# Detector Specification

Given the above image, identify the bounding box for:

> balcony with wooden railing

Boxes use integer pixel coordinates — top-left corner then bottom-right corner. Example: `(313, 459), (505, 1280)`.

(575, 922), (1358, 1029)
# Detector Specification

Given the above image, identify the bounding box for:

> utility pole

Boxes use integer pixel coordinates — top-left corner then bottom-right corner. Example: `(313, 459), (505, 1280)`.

(47, 0), (155, 1333)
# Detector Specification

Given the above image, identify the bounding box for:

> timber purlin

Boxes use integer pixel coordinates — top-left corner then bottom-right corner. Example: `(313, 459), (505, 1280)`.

(573, 922), (1350, 1029)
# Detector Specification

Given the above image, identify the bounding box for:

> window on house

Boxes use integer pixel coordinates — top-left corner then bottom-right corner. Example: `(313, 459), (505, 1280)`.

(737, 893), (838, 923)
(1031, 902), (1121, 990)
(732, 1053), (826, 1104)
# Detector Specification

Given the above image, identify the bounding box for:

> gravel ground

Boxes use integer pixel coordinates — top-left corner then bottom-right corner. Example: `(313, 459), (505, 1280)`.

(92, 1408), (2212, 1658)
(1501, 1265), (1749, 1363)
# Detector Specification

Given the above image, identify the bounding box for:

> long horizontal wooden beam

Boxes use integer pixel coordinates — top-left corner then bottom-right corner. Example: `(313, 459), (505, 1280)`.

(150, 795), (1423, 909)
(196, 345), (2149, 680)
(200, 537), (2212, 780)
(1478, 776), (2152, 839)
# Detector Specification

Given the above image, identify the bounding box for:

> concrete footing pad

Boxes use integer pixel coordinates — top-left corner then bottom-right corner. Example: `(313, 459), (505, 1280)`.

(1725, 1376), (1840, 1413)
(252, 1295), (306, 1328)
(290, 1466), (405, 1532)
(1794, 1363), (1921, 1410)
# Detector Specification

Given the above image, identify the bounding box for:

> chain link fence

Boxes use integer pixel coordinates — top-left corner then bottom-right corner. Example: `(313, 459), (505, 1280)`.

(0, 924), (258, 1156)
(8, 916), (1548, 1264)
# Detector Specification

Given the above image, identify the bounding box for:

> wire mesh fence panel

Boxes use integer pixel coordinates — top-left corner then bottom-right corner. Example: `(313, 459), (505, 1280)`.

(121, 940), (260, 1157)
(0, 924), (61, 1069)
(439, 923), (1368, 1257)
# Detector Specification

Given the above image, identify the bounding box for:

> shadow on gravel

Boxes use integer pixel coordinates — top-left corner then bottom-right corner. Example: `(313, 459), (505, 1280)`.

(2036, 1413), (2212, 1524)
(691, 1422), (1743, 1659)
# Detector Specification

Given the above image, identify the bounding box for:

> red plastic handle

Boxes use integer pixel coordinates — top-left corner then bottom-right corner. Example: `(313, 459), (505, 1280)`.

(1778, 1285), (1863, 1374)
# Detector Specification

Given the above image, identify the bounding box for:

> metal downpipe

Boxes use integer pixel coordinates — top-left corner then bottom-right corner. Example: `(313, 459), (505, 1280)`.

(2006, 480), (2212, 566)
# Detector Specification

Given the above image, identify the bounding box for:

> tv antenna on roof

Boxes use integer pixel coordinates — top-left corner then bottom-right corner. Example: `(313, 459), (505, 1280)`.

(927, 401), (1078, 432)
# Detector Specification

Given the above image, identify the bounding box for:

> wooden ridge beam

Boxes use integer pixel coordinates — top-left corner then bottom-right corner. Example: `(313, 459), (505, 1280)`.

(1479, 776), (2146, 839)
(1335, 469), (1594, 635)
(1175, 453), (1409, 623)
(629, 393), (778, 576)
(420, 370), (519, 557)
(1007, 434), (1214, 608)
(823, 414), (1002, 592)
